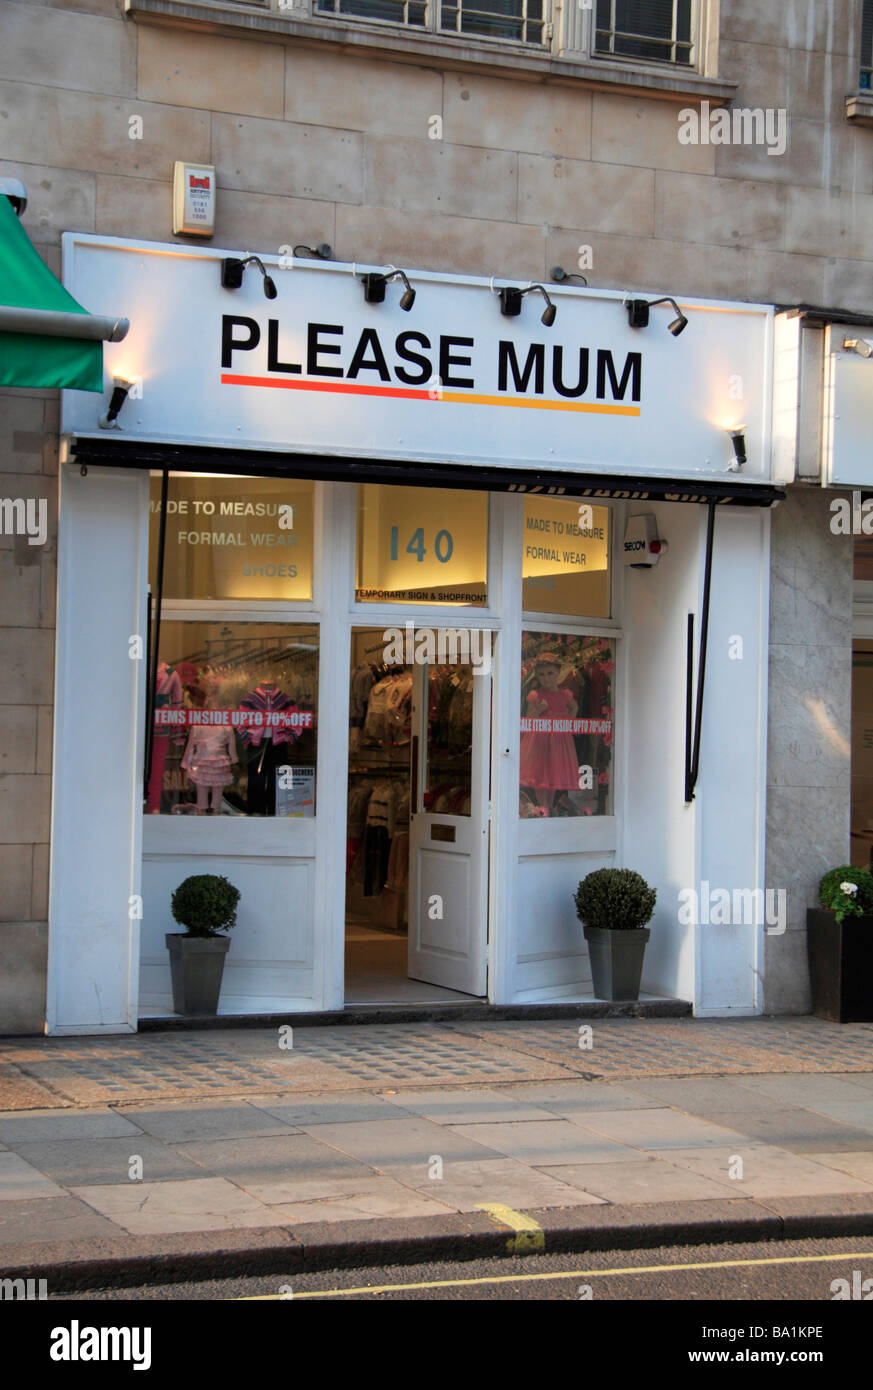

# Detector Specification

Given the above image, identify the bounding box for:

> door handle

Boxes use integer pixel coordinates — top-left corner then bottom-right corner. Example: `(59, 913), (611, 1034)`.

(411, 733), (419, 813)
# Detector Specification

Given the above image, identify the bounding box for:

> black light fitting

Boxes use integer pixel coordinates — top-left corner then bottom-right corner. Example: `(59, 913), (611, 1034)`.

(551, 266), (588, 287)
(626, 295), (688, 336)
(221, 255), (277, 299)
(729, 427), (748, 468)
(360, 266), (416, 311)
(98, 376), (133, 430)
(496, 282), (556, 327)
(293, 243), (333, 260)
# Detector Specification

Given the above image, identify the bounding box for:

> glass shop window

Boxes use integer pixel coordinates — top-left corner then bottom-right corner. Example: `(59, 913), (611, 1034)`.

(356, 484), (488, 606)
(522, 498), (611, 619)
(147, 622), (318, 818)
(519, 631), (615, 819)
(148, 475), (315, 602)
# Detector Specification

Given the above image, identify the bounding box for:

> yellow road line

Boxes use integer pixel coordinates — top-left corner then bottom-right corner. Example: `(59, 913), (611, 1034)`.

(237, 1248), (873, 1299)
(477, 1203), (545, 1254)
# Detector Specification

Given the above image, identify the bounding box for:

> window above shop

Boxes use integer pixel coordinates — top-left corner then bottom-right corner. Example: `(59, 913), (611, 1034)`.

(593, 0), (694, 68)
(847, 0), (873, 122)
(126, 0), (734, 103)
(316, 0), (546, 46)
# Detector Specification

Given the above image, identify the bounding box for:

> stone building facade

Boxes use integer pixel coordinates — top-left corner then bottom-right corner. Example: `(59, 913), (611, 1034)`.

(1, 0), (871, 1029)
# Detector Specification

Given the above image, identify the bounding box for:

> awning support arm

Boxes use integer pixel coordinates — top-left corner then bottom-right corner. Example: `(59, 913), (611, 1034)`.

(0, 305), (128, 342)
(144, 469), (169, 806)
(685, 500), (716, 804)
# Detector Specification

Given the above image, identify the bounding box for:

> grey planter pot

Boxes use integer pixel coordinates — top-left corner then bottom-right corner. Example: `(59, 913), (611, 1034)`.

(165, 933), (230, 1015)
(583, 924), (650, 1001)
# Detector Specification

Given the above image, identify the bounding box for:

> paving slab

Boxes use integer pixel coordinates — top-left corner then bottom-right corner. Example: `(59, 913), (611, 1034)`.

(271, 1185), (457, 1225)
(569, 1107), (753, 1151)
(382, 1087), (558, 1125)
(694, 1106), (873, 1153)
(387, 1156), (602, 1211)
(248, 1093), (402, 1127)
(542, 1157), (739, 1205)
(796, 1099), (873, 1131)
(241, 1173), (407, 1206)
(448, 1118), (641, 1166)
(177, 1132), (378, 1185)
(71, 1178), (292, 1237)
(300, 1117), (503, 1170)
(0, 1195), (123, 1247)
(617, 1075), (791, 1111)
(500, 1079), (665, 1113)
(9, 1137), (204, 1187)
(653, 1144), (873, 1200)
(729, 1074), (873, 1106)
(0, 1153), (66, 1201)
(0, 1109), (144, 1144)
(115, 1101), (300, 1143)
(799, 1151), (873, 1183)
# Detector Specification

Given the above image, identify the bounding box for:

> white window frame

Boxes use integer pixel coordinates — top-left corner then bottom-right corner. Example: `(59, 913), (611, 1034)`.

(264, 0), (709, 68)
(301, 0), (551, 48)
(862, 0), (873, 90)
(563, 0), (703, 70)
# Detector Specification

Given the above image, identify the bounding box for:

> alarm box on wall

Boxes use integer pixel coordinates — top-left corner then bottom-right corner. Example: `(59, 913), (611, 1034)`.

(623, 514), (668, 568)
(173, 163), (216, 237)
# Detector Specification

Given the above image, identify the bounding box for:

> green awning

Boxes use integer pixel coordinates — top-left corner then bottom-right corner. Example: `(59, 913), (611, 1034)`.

(0, 196), (126, 392)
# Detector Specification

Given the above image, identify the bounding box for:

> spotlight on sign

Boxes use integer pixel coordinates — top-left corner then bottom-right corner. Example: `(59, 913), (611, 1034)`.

(728, 426), (748, 469)
(221, 255), (277, 300)
(496, 283), (557, 327)
(843, 337), (873, 359)
(0, 177), (27, 217)
(360, 267), (416, 311)
(626, 295), (688, 337)
(98, 376), (133, 430)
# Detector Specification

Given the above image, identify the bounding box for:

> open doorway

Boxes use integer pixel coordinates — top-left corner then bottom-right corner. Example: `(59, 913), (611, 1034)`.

(344, 626), (489, 1005)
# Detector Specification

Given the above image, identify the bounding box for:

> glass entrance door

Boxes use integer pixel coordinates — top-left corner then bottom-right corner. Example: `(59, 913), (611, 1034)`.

(407, 640), (491, 995)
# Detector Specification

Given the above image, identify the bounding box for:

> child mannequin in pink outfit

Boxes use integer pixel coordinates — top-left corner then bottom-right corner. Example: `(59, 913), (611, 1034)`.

(520, 653), (579, 814)
(180, 680), (237, 813)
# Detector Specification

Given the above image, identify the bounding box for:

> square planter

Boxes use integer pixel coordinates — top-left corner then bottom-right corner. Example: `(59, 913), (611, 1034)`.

(583, 924), (650, 1002)
(165, 934), (230, 1016)
(807, 909), (873, 1023)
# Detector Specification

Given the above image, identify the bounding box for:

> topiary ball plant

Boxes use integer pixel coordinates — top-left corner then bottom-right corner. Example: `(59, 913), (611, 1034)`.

(575, 868), (656, 932)
(819, 866), (873, 924)
(171, 874), (240, 938)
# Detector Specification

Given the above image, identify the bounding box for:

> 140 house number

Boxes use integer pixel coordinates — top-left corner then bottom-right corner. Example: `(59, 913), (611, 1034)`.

(390, 526), (454, 564)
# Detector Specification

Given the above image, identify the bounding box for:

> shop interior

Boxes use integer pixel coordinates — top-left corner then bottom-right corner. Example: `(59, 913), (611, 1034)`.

(344, 626), (481, 1005)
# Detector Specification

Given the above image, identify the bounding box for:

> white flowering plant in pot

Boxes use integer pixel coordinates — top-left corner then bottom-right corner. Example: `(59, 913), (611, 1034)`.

(818, 867), (873, 924)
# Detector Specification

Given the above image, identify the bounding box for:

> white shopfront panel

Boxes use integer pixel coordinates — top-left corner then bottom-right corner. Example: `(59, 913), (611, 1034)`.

(62, 236), (774, 485)
(823, 325), (873, 488)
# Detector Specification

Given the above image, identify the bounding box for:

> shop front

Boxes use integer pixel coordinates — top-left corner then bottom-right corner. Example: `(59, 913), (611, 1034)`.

(48, 235), (781, 1034)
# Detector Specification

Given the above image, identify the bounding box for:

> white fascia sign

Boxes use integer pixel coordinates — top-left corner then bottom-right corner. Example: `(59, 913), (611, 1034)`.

(61, 235), (774, 482)
(823, 324), (873, 487)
